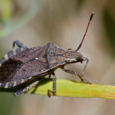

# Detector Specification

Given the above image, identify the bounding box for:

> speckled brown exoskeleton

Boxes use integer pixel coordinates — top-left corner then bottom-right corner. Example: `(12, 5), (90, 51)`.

(0, 13), (94, 97)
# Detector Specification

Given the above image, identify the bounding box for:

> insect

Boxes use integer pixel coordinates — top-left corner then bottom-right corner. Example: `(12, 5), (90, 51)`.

(0, 12), (94, 97)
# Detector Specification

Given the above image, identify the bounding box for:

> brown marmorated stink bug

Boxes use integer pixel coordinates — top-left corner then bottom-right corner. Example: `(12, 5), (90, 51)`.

(0, 13), (94, 97)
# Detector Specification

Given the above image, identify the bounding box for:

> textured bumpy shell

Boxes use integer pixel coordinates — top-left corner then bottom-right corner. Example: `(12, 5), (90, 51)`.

(0, 43), (67, 88)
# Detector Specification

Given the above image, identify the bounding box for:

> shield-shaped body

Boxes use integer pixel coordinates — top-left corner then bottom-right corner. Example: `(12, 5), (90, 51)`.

(0, 43), (66, 88)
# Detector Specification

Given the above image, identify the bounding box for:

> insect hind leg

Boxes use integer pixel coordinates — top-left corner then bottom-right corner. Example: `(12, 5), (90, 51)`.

(13, 40), (27, 49)
(14, 79), (41, 96)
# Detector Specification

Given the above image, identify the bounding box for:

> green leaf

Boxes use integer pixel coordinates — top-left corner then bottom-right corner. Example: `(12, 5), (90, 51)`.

(27, 78), (115, 99)
(1, 78), (115, 99)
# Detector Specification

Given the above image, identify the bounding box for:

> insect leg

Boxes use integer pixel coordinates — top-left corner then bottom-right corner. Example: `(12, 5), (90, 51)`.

(49, 74), (51, 78)
(14, 79), (41, 96)
(13, 40), (27, 49)
(81, 57), (88, 78)
(0, 41), (27, 66)
(62, 67), (91, 84)
(48, 73), (56, 97)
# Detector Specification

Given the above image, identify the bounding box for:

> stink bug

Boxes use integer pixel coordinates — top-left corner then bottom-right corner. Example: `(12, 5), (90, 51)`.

(0, 13), (94, 97)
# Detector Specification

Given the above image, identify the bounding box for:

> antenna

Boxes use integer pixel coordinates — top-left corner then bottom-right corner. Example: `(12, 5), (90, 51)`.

(76, 12), (94, 51)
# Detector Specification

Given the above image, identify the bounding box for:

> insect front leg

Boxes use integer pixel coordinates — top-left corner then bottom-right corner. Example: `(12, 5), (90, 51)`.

(81, 57), (88, 78)
(14, 79), (42, 96)
(62, 67), (91, 84)
(13, 40), (27, 49)
(48, 73), (56, 97)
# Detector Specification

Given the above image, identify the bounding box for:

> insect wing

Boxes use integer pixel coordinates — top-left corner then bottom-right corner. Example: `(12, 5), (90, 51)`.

(0, 59), (49, 88)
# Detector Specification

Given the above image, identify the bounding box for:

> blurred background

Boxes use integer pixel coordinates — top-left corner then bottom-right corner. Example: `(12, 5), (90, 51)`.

(0, 0), (115, 115)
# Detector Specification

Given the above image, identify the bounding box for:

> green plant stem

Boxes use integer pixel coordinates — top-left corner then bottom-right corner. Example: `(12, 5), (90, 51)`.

(1, 78), (115, 99)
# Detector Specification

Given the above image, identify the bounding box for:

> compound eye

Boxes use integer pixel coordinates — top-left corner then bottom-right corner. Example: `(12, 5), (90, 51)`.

(68, 48), (72, 51)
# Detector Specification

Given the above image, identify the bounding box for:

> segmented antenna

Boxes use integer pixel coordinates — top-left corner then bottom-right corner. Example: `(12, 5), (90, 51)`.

(76, 12), (94, 51)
